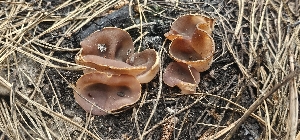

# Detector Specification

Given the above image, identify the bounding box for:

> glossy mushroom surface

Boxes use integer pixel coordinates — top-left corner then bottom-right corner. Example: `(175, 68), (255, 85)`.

(163, 62), (200, 94)
(74, 72), (141, 116)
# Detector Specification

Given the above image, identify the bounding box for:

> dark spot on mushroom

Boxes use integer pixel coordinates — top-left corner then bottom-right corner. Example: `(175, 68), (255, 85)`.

(117, 91), (125, 97)
(127, 49), (132, 56)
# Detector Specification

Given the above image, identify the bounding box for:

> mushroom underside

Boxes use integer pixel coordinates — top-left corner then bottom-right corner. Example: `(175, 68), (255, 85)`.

(163, 62), (200, 94)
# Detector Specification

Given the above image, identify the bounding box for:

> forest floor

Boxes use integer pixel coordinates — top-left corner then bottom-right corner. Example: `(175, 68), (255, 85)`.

(0, 0), (299, 139)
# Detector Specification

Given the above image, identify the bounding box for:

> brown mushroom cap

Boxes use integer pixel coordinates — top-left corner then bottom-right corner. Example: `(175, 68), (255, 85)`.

(169, 34), (214, 72)
(164, 14), (215, 72)
(80, 27), (134, 62)
(74, 72), (141, 116)
(76, 54), (147, 76)
(76, 27), (148, 75)
(163, 62), (200, 94)
(126, 49), (160, 83)
(74, 27), (161, 115)
(164, 14), (214, 40)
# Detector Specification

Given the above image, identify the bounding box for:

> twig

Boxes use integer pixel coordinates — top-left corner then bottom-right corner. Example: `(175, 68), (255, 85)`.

(263, 100), (271, 139)
(141, 38), (165, 138)
(286, 39), (298, 140)
(234, 0), (244, 37)
(224, 68), (300, 140)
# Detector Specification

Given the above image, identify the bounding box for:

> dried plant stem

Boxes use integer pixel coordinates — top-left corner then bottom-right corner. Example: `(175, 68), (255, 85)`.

(225, 68), (300, 140)
(234, 0), (244, 37)
(263, 100), (271, 139)
(133, 108), (143, 139)
(286, 43), (298, 140)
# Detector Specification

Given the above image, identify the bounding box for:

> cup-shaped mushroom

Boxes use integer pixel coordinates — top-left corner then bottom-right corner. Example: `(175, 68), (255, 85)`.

(163, 62), (200, 94)
(164, 14), (215, 40)
(190, 27), (215, 71)
(74, 72), (141, 116)
(80, 27), (134, 62)
(76, 54), (147, 76)
(169, 36), (214, 72)
(126, 49), (160, 83)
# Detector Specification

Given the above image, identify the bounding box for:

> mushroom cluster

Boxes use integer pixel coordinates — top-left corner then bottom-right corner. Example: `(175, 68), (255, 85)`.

(74, 27), (159, 115)
(163, 14), (215, 94)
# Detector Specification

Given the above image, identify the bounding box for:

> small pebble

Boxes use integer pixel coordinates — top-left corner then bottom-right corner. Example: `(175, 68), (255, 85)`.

(64, 109), (75, 118)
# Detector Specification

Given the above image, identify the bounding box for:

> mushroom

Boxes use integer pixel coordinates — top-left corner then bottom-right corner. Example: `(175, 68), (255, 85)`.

(163, 62), (200, 94)
(76, 27), (159, 77)
(80, 27), (134, 61)
(74, 72), (141, 116)
(168, 30), (214, 72)
(74, 27), (160, 115)
(76, 54), (147, 76)
(165, 14), (215, 72)
(126, 49), (160, 83)
(76, 27), (147, 75)
(164, 14), (214, 41)
(163, 14), (215, 94)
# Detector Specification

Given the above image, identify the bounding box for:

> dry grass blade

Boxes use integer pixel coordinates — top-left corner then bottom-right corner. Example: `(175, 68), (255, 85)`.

(0, 99), (19, 139)
(0, 76), (11, 96)
(16, 90), (102, 140)
(234, 0), (244, 37)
